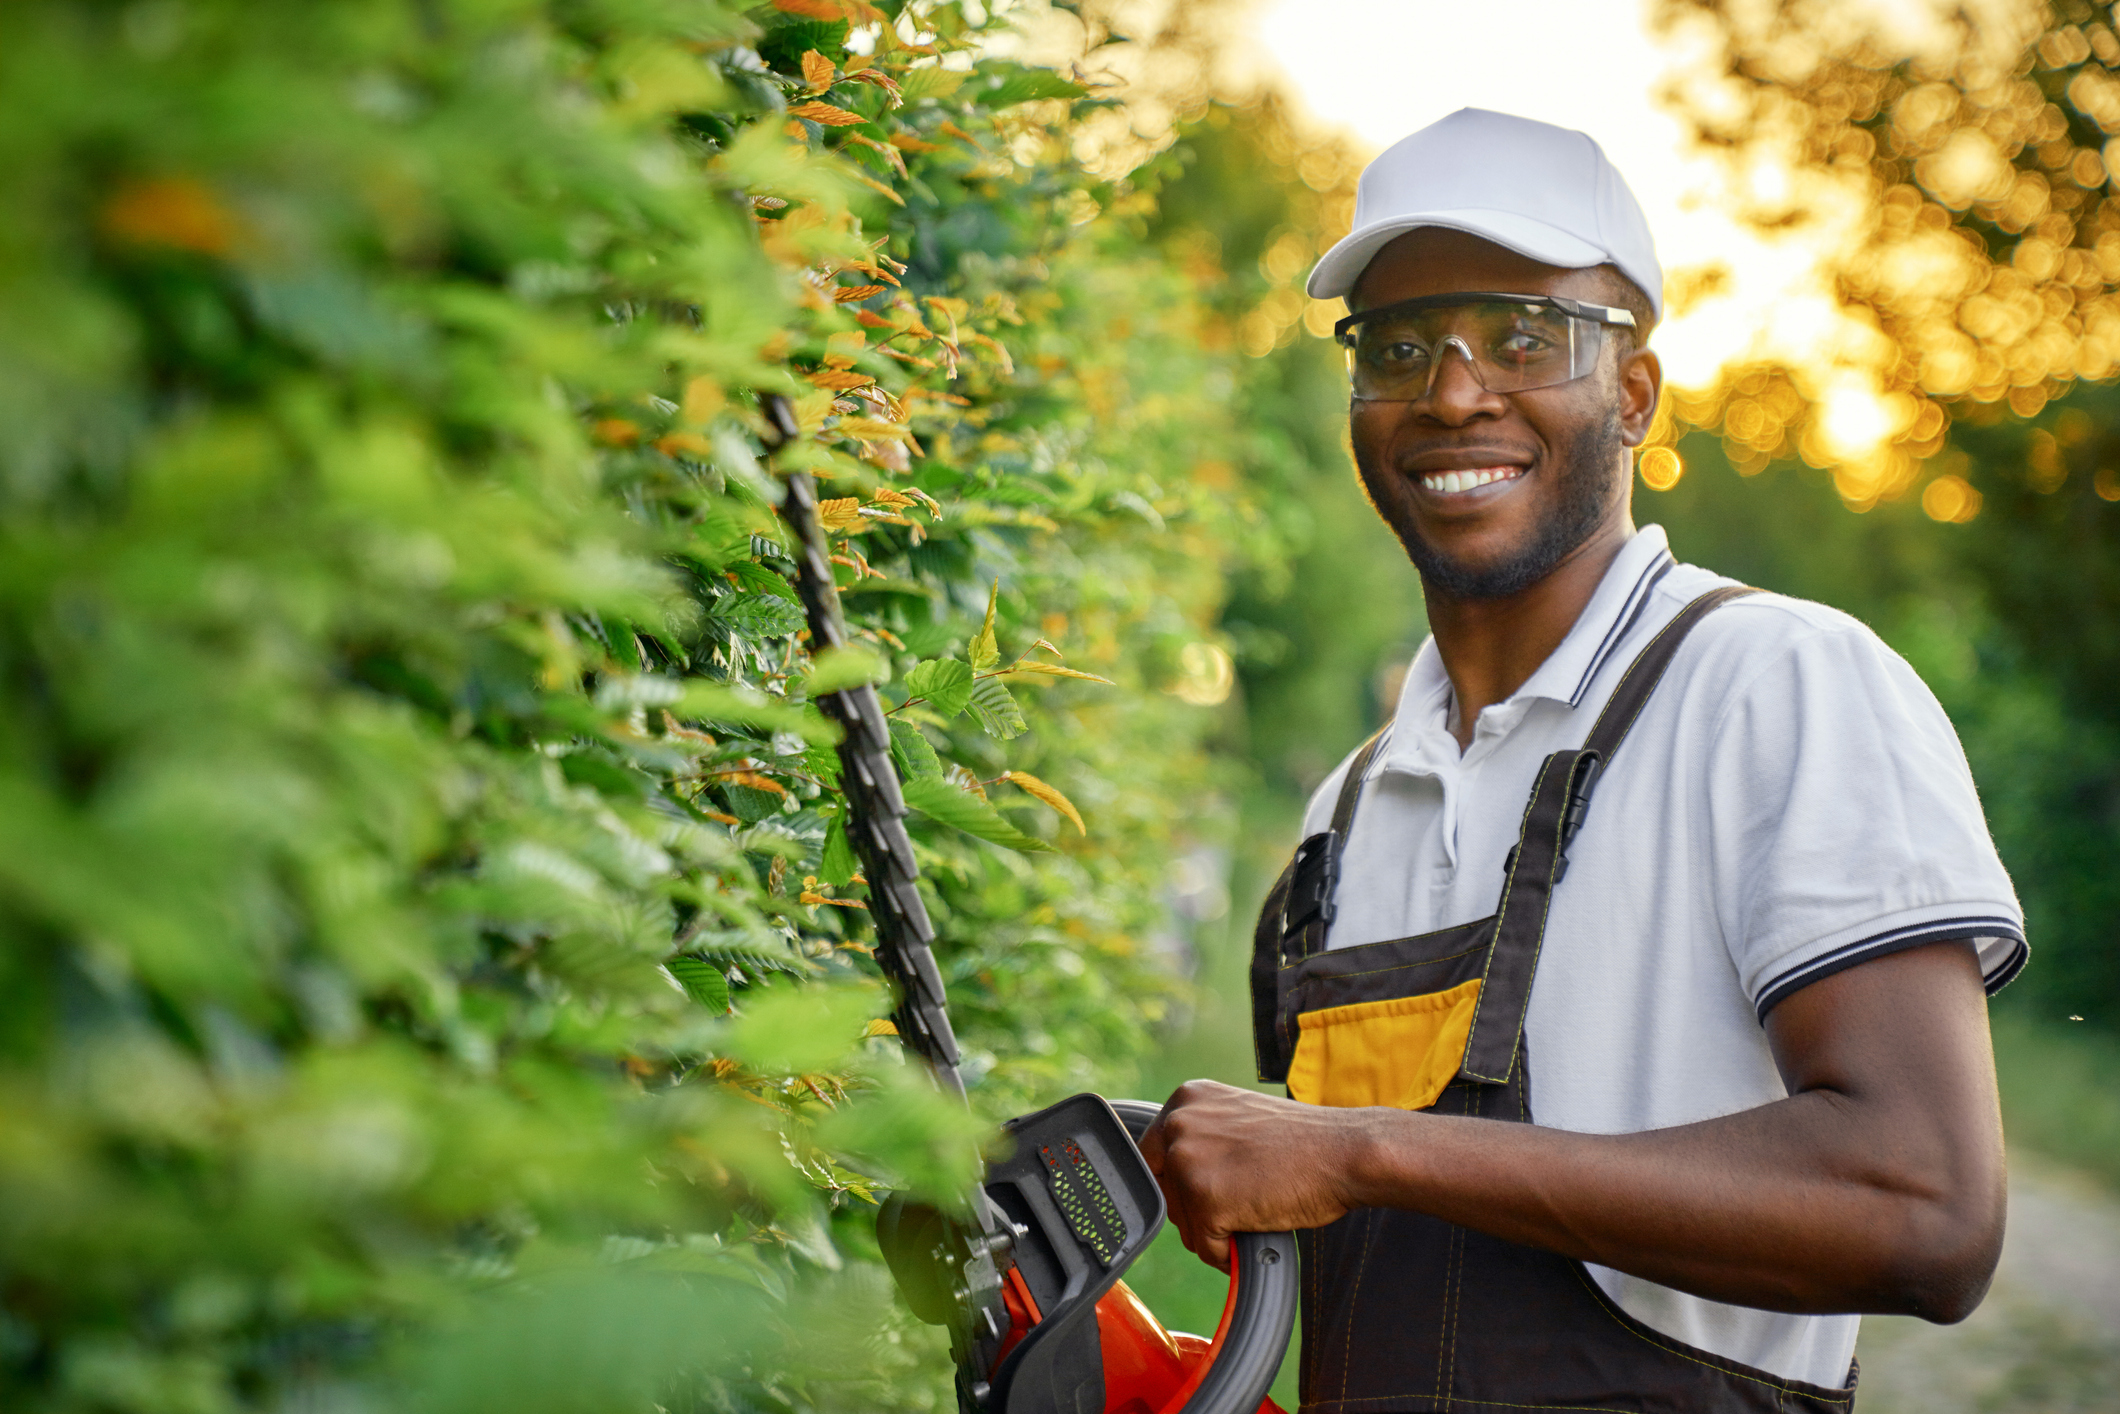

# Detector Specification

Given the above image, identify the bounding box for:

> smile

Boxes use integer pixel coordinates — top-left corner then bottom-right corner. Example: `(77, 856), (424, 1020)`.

(1417, 465), (1526, 495)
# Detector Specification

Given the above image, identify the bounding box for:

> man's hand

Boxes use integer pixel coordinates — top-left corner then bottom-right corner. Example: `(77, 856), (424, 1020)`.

(1137, 1080), (1368, 1270)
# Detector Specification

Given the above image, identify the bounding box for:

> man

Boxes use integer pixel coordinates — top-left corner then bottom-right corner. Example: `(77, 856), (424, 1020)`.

(1140, 109), (2026, 1412)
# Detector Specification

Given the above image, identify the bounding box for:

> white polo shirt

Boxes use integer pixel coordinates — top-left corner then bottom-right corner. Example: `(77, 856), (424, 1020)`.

(1302, 524), (2026, 1388)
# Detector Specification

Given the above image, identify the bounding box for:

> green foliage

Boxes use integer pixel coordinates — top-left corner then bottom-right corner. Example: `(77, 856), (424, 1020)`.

(0, 3), (1304, 1409)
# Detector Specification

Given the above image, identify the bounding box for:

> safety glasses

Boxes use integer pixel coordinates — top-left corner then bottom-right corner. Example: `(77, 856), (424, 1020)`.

(1334, 293), (1636, 402)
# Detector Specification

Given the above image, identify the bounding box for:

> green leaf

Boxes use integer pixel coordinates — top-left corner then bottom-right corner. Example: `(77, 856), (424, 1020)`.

(677, 683), (835, 741)
(805, 644), (889, 694)
(710, 593), (808, 640)
(888, 718), (943, 779)
(967, 675), (1026, 740)
(898, 67), (968, 102)
(726, 982), (878, 1073)
(805, 739), (843, 786)
(667, 957), (732, 1013)
(756, 18), (849, 76)
(820, 813), (860, 886)
(725, 560), (798, 602)
(904, 657), (975, 715)
(901, 777), (1052, 853)
(722, 783), (785, 822)
(968, 581), (1001, 671)
(978, 64), (1090, 107)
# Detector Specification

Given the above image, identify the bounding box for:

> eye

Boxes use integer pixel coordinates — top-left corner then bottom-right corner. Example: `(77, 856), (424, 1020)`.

(1367, 337), (1429, 368)
(1494, 326), (1558, 361)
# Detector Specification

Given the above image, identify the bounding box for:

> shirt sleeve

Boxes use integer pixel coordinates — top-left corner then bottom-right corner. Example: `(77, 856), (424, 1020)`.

(1702, 616), (2027, 1018)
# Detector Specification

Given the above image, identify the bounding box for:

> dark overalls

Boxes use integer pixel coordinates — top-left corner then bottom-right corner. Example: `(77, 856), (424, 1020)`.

(1250, 588), (1860, 1414)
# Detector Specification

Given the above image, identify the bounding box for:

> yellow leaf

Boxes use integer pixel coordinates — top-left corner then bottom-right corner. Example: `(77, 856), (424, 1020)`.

(1031, 638), (1064, 658)
(716, 770), (787, 794)
(788, 100), (866, 127)
(869, 487), (917, 508)
(800, 49), (836, 92)
(854, 309), (895, 330)
(832, 283), (888, 303)
(1004, 662), (1114, 685)
(682, 375), (726, 425)
(101, 177), (245, 257)
(816, 497), (865, 531)
(968, 330), (1014, 375)
(837, 417), (913, 443)
(841, 169), (906, 207)
(969, 580), (1000, 670)
(806, 368), (875, 391)
(866, 1018), (898, 1036)
(888, 130), (943, 153)
(656, 431), (713, 456)
(1005, 771), (1085, 835)
(847, 68), (903, 104)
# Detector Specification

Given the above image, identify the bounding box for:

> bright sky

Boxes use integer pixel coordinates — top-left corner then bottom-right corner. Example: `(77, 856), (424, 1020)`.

(1244, 0), (1881, 421)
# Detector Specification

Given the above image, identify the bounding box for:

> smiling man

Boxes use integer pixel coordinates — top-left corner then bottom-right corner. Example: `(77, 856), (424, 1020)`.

(1140, 110), (2028, 1412)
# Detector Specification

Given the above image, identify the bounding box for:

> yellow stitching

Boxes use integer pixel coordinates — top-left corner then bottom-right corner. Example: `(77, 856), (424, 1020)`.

(1460, 767), (1543, 1065)
(1568, 1267), (1855, 1404)
(1580, 588), (1723, 741)
(1461, 755), (1571, 1080)
(1487, 757), (1589, 1080)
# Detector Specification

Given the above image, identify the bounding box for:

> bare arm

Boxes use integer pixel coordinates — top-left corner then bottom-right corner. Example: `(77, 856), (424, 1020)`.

(1138, 939), (2005, 1322)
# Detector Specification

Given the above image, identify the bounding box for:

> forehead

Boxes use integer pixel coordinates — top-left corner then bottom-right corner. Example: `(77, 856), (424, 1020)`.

(1350, 228), (1609, 311)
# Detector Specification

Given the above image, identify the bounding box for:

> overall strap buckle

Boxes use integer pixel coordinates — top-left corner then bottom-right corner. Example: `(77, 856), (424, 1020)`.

(1283, 831), (1342, 941)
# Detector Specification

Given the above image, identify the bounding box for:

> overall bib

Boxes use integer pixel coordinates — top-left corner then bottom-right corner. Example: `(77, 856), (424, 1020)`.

(1249, 588), (1860, 1414)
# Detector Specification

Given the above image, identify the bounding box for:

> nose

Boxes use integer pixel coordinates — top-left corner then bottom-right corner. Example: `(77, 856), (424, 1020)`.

(1418, 335), (1502, 424)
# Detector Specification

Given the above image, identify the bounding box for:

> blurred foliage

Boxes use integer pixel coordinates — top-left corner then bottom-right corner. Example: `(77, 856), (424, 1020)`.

(1651, 0), (2120, 504)
(0, 2), (1328, 1409)
(1630, 0), (2120, 1041)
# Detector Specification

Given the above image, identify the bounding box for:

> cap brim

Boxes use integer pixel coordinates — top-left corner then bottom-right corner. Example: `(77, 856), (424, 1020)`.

(1306, 209), (1611, 301)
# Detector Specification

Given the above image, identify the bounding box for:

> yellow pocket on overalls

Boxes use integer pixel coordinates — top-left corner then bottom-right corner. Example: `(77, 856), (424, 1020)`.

(1285, 979), (1482, 1111)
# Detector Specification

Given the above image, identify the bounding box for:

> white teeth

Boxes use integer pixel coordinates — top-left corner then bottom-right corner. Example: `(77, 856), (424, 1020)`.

(1423, 467), (1523, 493)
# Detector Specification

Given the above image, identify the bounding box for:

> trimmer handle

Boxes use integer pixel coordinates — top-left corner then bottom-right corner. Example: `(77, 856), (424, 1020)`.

(1107, 1100), (1298, 1414)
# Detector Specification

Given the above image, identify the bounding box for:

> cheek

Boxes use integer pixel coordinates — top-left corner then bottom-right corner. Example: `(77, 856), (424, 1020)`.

(1348, 407), (1402, 473)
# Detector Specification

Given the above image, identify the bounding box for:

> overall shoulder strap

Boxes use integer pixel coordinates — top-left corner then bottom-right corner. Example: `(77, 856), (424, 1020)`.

(1249, 726), (1388, 1081)
(1580, 584), (1758, 761)
(1457, 584), (1758, 1084)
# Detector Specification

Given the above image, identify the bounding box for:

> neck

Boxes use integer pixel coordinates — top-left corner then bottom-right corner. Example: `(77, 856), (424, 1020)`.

(1425, 514), (1635, 751)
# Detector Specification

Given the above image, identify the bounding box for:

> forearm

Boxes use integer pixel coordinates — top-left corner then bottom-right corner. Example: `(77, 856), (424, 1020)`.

(1339, 1088), (2001, 1319)
(1146, 946), (2007, 1319)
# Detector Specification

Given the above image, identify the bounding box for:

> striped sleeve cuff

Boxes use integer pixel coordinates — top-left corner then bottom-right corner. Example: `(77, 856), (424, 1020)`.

(1755, 915), (2028, 1020)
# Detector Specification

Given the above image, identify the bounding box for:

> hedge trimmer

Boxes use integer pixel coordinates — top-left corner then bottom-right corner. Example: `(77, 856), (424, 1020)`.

(766, 395), (1296, 1414)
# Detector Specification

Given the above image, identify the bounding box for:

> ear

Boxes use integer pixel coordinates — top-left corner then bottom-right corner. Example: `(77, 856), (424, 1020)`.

(1616, 346), (1662, 447)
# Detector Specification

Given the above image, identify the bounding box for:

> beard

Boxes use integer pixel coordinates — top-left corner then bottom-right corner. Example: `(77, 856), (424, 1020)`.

(1354, 404), (1625, 601)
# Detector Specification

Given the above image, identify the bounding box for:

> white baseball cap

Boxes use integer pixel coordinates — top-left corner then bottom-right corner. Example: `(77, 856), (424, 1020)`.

(1306, 108), (1663, 322)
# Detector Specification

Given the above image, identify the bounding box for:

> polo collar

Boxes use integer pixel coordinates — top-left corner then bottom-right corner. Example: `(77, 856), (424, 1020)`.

(1510, 525), (1676, 709)
(1375, 526), (1677, 775)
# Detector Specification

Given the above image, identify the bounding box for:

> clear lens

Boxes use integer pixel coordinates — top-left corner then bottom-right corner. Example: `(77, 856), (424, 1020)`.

(1342, 300), (1606, 401)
